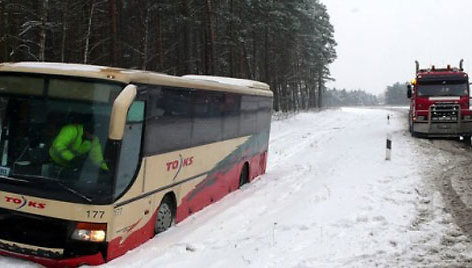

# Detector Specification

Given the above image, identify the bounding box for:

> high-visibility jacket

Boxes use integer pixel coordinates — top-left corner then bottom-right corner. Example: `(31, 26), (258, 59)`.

(49, 124), (108, 170)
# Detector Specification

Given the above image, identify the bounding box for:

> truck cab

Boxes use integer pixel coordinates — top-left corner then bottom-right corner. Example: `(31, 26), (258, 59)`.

(407, 60), (472, 138)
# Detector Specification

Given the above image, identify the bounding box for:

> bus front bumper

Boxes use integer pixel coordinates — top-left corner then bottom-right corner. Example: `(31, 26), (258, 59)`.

(0, 248), (105, 267)
(412, 121), (472, 137)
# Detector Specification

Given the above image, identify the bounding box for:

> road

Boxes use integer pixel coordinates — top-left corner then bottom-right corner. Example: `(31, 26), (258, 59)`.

(394, 108), (472, 266)
(411, 119), (472, 252)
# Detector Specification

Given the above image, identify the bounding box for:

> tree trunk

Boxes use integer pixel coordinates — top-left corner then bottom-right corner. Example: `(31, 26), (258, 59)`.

(252, 32), (257, 79)
(39, 0), (49, 61)
(205, 0), (215, 74)
(181, 0), (190, 74)
(0, 0), (5, 61)
(142, 6), (150, 70)
(263, 0), (270, 83)
(317, 69), (323, 108)
(154, 10), (163, 70)
(108, 0), (118, 66)
(229, 0), (235, 77)
(273, 84), (280, 111)
(264, 26), (269, 83)
(84, 0), (96, 64)
(241, 41), (253, 79)
(60, 0), (69, 62)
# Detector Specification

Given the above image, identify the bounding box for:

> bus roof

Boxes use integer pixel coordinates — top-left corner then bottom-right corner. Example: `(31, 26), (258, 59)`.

(0, 62), (273, 97)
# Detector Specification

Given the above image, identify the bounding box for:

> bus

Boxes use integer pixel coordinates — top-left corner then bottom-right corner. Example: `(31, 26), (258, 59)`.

(0, 62), (273, 267)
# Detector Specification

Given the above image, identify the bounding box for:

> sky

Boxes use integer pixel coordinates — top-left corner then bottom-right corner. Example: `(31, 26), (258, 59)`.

(323, 0), (472, 95)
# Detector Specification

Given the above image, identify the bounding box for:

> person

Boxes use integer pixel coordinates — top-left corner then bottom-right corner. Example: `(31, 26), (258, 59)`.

(49, 122), (108, 171)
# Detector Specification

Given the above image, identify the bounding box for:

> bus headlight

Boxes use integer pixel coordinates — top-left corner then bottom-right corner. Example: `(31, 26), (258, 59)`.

(71, 222), (106, 242)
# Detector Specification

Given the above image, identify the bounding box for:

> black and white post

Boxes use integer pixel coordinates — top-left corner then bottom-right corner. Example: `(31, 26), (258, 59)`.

(386, 134), (392, 160)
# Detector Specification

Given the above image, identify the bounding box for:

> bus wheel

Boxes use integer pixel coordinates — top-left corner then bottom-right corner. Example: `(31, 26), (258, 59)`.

(155, 196), (174, 234)
(239, 163), (249, 188)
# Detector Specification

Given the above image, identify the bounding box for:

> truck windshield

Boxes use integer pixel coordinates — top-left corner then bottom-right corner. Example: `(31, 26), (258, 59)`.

(0, 74), (125, 204)
(417, 80), (468, 97)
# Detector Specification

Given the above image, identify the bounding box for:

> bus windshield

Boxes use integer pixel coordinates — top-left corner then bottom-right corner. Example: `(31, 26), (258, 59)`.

(0, 74), (125, 204)
(417, 80), (468, 97)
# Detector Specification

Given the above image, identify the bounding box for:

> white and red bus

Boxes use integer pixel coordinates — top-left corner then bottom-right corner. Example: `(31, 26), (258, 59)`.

(0, 62), (272, 266)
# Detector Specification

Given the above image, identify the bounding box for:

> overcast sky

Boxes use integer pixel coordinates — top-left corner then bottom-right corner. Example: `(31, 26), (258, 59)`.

(323, 0), (472, 95)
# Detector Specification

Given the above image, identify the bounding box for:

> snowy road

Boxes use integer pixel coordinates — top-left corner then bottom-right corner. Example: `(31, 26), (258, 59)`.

(3, 107), (472, 267)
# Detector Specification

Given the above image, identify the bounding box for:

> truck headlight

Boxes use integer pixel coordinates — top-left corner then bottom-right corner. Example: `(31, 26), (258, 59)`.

(71, 222), (106, 242)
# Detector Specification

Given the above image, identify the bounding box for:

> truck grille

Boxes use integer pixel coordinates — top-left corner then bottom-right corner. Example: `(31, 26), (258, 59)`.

(430, 103), (460, 122)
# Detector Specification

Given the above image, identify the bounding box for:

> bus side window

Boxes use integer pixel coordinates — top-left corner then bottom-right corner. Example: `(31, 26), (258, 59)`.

(257, 97), (272, 133)
(145, 87), (192, 154)
(240, 95), (257, 136)
(191, 91), (224, 146)
(114, 101), (145, 198)
(222, 94), (241, 140)
(127, 101), (145, 122)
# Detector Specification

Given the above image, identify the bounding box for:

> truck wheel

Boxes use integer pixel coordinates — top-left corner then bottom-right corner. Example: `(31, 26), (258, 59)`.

(239, 163), (249, 188)
(409, 118), (418, 137)
(155, 196), (174, 234)
(462, 136), (471, 145)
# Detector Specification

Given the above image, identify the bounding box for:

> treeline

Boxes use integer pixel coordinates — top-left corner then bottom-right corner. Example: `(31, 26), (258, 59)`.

(384, 82), (409, 105)
(0, 0), (337, 112)
(323, 88), (379, 107)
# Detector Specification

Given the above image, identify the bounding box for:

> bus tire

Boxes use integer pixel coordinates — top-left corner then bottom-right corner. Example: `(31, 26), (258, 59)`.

(239, 163), (249, 188)
(155, 195), (175, 234)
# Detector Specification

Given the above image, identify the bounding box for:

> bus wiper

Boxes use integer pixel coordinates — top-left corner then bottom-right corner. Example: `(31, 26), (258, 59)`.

(0, 175), (30, 183)
(12, 174), (92, 203)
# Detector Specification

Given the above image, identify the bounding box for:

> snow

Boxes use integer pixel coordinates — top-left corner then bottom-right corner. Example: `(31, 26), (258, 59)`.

(2, 62), (106, 72)
(182, 75), (270, 90)
(2, 107), (472, 267)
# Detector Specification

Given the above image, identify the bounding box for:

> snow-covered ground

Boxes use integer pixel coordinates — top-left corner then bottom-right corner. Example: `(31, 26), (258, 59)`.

(3, 107), (472, 267)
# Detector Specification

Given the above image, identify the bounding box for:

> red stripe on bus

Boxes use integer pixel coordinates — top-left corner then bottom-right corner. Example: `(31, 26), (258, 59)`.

(106, 151), (268, 262)
(0, 249), (105, 268)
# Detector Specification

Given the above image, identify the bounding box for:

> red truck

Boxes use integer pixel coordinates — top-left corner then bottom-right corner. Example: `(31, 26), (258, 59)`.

(407, 60), (472, 138)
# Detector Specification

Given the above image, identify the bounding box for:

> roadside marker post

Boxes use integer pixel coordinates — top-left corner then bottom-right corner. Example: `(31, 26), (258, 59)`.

(386, 134), (392, 160)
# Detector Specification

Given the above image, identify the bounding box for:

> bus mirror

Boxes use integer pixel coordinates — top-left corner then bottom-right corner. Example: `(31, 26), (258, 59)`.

(407, 85), (412, 99)
(109, 84), (137, 140)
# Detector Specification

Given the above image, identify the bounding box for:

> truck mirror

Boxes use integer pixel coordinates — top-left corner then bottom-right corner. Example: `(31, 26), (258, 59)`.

(407, 85), (412, 99)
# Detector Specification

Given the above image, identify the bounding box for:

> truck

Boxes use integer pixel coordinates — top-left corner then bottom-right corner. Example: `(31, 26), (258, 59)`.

(407, 60), (472, 138)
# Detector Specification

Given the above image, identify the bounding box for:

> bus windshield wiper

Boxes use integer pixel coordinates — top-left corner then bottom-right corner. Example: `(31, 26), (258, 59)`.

(12, 174), (92, 203)
(0, 175), (30, 183)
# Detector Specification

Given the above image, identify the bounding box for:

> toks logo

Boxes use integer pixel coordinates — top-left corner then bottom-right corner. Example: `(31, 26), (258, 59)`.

(166, 154), (194, 181)
(5, 196), (46, 210)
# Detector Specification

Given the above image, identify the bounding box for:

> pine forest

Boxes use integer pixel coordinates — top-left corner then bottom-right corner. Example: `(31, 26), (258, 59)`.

(0, 0), (337, 112)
